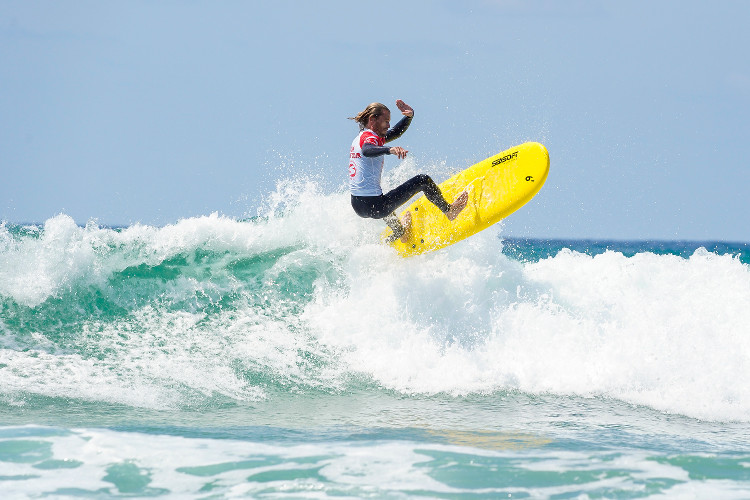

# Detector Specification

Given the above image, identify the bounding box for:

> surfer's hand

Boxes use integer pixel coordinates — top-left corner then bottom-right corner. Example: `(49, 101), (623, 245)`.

(395, 100), (414, 118)
(389, 146), (408, 159)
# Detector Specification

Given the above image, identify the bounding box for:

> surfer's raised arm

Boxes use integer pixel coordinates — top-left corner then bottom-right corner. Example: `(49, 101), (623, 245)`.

(383, 100), (414, 144)
(347, 100), (468, 244)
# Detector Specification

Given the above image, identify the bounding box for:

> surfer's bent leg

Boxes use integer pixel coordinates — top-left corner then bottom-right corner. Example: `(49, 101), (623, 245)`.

(352, 174), (451, 230)
(351, 175), (452, 219)
(383, 175), (467, 223)
(351, 175), (455, 242)
(381, 175), (451, 214)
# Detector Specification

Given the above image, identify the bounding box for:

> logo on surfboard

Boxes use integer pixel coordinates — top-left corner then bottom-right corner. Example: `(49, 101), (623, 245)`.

(491, 150), (519, 166)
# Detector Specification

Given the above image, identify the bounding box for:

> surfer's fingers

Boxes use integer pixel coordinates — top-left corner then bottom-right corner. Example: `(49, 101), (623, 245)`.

(396, 99), (412, 113)
(390, 146), (408, 158)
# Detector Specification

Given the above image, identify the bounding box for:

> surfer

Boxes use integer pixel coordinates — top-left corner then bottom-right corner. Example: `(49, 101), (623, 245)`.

(348, 100), (468, 243)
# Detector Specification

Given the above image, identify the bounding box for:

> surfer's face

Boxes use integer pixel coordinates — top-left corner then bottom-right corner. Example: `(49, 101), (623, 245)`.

(370, 110), (390, 136)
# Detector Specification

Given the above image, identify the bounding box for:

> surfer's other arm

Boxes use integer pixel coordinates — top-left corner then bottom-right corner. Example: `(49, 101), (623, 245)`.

(362, 142), (408, 160)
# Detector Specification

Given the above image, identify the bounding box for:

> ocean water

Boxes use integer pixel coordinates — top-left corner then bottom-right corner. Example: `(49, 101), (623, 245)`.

(2, 177), (750, 498)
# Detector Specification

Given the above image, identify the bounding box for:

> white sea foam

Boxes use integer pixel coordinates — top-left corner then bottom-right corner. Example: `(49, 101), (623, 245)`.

(1, 426), (748, 499)
(1, 174), (750, 422)
(306, 224), (750, 421)
(262, 175), (750, 422)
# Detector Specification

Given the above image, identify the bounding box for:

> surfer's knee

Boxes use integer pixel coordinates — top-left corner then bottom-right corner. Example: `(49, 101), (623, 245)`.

(414, 174), (434, 186)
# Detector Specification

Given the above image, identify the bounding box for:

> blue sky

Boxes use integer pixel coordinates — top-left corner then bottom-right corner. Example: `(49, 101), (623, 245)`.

(2, 0), (748, 240)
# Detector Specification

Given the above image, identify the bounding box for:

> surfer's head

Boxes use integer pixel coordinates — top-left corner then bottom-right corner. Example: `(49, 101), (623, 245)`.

(349, 102), (390, 133)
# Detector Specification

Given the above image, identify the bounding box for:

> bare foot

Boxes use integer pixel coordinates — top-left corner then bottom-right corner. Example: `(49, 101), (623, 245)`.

(446, 191), (468, 221)
(400, 211), (412, 243)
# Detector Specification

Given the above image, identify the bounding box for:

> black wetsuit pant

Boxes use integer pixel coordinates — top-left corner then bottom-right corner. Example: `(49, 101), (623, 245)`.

(351, 174), (451, 238)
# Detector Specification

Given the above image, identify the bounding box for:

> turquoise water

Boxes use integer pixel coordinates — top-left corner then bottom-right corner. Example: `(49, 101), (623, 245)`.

(2, 179), (750, 498)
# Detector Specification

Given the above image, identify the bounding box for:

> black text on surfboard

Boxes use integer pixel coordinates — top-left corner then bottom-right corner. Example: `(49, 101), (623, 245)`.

(492, 150), (519, 166)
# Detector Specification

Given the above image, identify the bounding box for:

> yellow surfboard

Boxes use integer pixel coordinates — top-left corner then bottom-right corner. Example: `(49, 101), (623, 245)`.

(383, 142), (549, 257)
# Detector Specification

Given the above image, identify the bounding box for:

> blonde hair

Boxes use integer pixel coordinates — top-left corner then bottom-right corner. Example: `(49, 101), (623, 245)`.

(349, 102), (389, 130)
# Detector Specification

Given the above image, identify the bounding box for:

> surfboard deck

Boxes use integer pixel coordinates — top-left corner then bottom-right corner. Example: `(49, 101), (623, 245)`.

(382, 142), (549, 257)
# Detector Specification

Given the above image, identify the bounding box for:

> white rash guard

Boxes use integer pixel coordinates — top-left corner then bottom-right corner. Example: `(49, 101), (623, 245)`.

(348, 115), (412, 197)
(348, 129), (386, 196)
